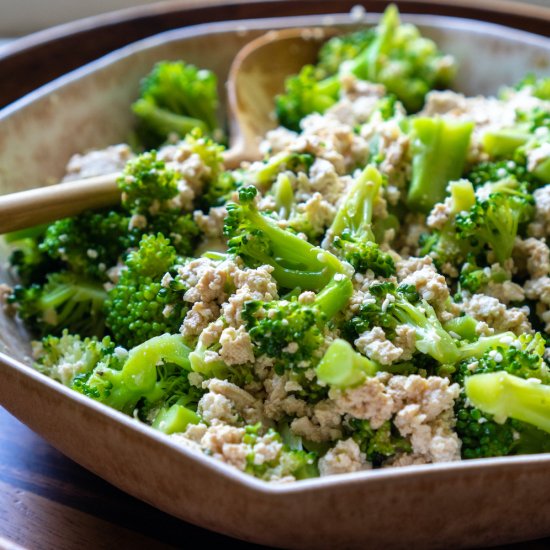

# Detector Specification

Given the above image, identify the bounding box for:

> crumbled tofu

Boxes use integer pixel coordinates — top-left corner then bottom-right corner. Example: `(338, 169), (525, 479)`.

(319, 439), (371, 476)
(193, 206), (228, 239)
(332, 373), (394, 429)
(219, 326), (255, 366)
(63, 144), (133, 181)
(222, 265), (278, 326)
(462, 294), (532, 335)
(514, 237), (550, 279)
(181, 302), (220, 339)
(354, 327), (404, 365)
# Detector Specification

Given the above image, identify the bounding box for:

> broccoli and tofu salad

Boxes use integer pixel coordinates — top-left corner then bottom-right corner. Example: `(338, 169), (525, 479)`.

(3, 6), (550, 482)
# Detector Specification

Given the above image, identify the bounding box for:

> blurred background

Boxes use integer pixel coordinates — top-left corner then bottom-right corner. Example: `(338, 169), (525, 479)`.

(0, 0), (548, 36)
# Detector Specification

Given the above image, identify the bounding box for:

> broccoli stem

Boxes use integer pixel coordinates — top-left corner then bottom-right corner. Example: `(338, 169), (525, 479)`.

(533, 157), (550, 183)
(482, 129), (531, 157)
(272, 173), (295, 219)
(316, 338), (379, 389)
(394, 300), (460, 364)
(457, 332), (516, 361)
(237, 199), (349, 289)
(407, 117), (474, 213)
(313, 275), (353, 319)
(330, 164), (382, 241)
(122, 333), (192, 391)
(152, 403), (200, 434)
(465, 372), (550, 433)
(132, 98), (208, 138)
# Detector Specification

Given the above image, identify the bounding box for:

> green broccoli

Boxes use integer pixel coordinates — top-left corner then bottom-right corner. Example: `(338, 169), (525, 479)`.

(315, 338), (379, 389)
(513, 74), (550, 100)
(275, 67), (340, 132)
(407, 117), (473, 213)
(325, 164), (395, 277)
(39, 209), (133, 281)
(243, 423), (319, 481)
(466, 372), (550, 434)
(455, 183), (535, 265)
(458, 256), (509, 295)
(8, 271), (107, 338)
(34, 330), (121, 386)
(243, 151), (315, 189)
(243, 276), (353, 373)
(316, 29), (375, 78)
(73, 333), (195, 415)
(105, 234), (188, 348)
(4, 225), (60, 285)
(275, 5), (456, 130)
(132, 61), (223, 148)
(453, 332), (550, 457)
(345, 281), (462, 364)
(344, 418), (412, 467)
(224, 186), (350, 290)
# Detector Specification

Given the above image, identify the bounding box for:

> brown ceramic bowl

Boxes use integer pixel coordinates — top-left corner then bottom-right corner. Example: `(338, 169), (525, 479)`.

(0, 10), (549, 550)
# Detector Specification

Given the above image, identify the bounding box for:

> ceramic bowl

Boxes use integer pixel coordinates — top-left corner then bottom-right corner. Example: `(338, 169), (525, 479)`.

(0, 13), (549, 549)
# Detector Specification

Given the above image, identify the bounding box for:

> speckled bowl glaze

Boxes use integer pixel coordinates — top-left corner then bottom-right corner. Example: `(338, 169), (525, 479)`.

(0, 13), (549, 549)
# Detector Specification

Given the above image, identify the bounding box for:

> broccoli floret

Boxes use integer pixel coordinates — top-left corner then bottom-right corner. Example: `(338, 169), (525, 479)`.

(514, 74), (550, 100)
(132, 61), (223, 148)
(244, 151), (315, 189)
(243, 423), (319, 481)
(454, 332), (550, 457)
(224, 186), (350, 290)
(201, 170), (239, 208)
(40, 209), (133, 281)
(407, 117), (473, 213)
(345, 281), (461, 364)
(466, 159), (540, 191)
(275, 67), (340, 132)
(243, 276), (353, 373)
(34, 330), (121, 386)
(458, 255), (509, 294)
(315, 338), (379, 389)
(275, 5), (455, 130)
(8, 271), (107, 337)
(317, 29), (375, 77)
(466, 372), (550, 434)
(455, 184), (535, 265)
(344, 418), (412, 467)
(325, 165), (395, 277)
(73, 333), (195, 415)
(4, 225), (60, 285)
(105, 234), (188, 348)
(118, 151), (180, 214)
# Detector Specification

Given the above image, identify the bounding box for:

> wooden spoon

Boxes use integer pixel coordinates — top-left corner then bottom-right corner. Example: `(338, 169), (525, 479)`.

(0, 27), (335, 234)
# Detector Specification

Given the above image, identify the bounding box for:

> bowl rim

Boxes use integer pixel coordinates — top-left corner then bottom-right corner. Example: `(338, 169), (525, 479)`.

(1, 11), (549, 494)
(1, 11), (549, 123)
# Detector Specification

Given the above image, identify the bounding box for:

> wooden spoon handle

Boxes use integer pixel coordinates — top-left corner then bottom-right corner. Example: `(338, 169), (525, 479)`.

(0, 173), (120, 234)
(0, 145), (252, 235)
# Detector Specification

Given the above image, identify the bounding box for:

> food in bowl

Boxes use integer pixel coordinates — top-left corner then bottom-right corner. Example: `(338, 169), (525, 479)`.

(3, 5), (549, 482)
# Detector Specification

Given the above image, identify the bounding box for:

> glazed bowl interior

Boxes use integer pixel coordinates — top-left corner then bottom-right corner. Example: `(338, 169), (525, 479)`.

(0, 12), (549, 549)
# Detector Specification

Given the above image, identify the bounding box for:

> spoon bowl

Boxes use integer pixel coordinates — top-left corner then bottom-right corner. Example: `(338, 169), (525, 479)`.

(225, 26), (336, 166)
